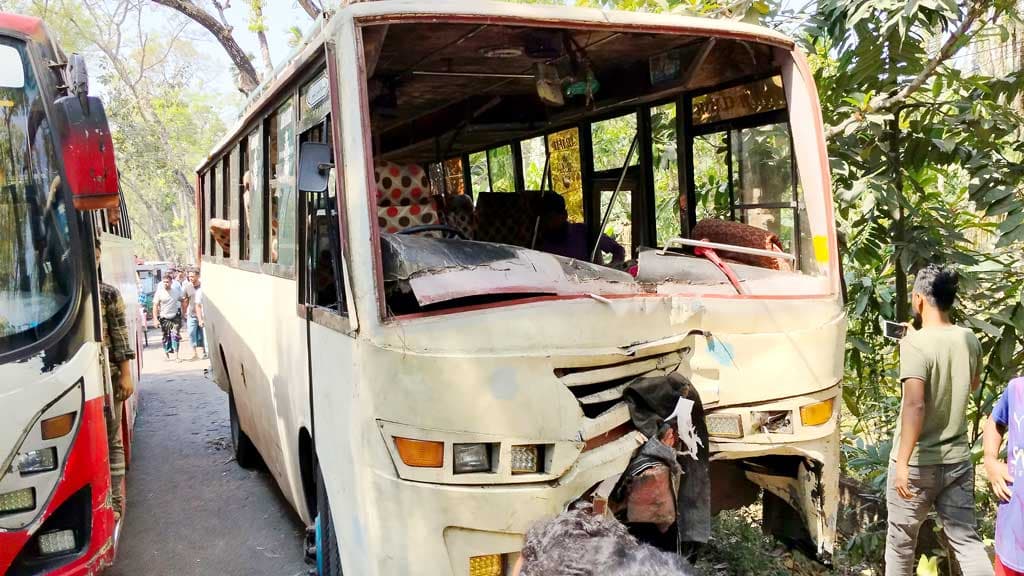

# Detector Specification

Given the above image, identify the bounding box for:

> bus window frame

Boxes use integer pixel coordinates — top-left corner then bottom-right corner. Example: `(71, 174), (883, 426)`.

(682, 72), (801, 261)
(228, 145), (240, 263)
(291, 51), (353, 330)
(349, 22), (831, 323)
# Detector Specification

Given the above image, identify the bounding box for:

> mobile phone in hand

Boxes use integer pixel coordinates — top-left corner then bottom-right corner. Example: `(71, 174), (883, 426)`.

(881, 319), (908, 340)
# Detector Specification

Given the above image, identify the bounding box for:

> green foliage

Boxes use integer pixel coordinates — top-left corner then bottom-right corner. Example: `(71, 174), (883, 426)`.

(802, 0), (1024, 565)
(21, 0), (231, 262)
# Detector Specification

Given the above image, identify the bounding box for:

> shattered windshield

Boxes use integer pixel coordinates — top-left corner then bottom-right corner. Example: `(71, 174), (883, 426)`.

(0, 38), (76, 355)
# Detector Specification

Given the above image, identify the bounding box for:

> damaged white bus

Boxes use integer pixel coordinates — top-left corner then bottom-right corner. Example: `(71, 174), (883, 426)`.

(195, 2), (844, 574)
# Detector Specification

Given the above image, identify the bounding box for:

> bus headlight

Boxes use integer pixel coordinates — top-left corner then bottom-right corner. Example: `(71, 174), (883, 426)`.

(705, 413), (743, 438)
(0, 488), (36, 515)
(800, 398), (835, 427)
(510, 445), (540, 474)
(18, 448), (58, 475)
(37, 529), (77, 555)
(453, 443), (492, 474)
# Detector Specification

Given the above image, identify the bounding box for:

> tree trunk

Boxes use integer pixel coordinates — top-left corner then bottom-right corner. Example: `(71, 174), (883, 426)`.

(257, 28), (273, 79)
(151, 0), (259, 93)
(890, 110), (909, 322)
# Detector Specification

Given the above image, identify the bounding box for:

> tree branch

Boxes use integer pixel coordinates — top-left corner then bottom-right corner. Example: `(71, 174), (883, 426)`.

(150, 0), (259, 92)
(825, 2), (988, 139)
(210, 0), (232, 30)
(248, 0), (273, 78)
(295, 0), (321, 20)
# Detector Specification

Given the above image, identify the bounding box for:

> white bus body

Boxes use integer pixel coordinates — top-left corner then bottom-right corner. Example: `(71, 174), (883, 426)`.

(197, 3), (844, 574)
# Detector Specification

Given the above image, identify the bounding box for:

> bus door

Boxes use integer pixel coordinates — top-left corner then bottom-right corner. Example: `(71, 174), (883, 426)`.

(590, 169), (642, 263)
(295, 63), (357, 519)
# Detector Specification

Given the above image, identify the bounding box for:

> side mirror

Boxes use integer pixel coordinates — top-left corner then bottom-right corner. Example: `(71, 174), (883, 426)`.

(67, 53), (89, 97)
(297, 141), (333, 194)
(55, 94), (119, 211)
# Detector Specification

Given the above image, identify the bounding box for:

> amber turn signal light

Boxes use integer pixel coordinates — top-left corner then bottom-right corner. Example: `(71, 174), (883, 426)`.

(799, 398), (834, 427)
(41, 413), (76, 440)
(393, 437), (443, 468)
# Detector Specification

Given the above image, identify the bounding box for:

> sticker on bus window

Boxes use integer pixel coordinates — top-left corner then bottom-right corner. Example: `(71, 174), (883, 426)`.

(813, 235), (829, 263)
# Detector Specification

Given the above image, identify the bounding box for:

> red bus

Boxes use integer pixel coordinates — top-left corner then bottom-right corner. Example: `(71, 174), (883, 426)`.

(0, 12), (140, 575)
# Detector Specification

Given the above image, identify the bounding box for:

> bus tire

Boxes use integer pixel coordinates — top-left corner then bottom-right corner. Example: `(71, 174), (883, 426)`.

(316, 464), (343, 575)
(229, 390), (260, 469)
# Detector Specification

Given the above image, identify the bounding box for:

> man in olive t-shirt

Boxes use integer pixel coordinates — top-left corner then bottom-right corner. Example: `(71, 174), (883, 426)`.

(884, 265), (992, 576)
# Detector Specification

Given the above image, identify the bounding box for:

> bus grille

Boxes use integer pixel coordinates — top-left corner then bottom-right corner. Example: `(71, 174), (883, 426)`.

(554, 350), (684, 447)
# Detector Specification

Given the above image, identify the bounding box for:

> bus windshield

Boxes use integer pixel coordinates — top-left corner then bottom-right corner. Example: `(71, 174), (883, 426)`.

(0, 37), (75, 355)
(360, 22), (834, 315)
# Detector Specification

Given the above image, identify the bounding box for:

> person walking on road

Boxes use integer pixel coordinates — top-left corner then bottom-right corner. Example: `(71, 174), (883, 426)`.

(185, 269), (207, 360)
(95, 236), (136, 521)
(984, 376), (1024, 576)
(884, 264), (992, 576)
(153, 272), (185, 361)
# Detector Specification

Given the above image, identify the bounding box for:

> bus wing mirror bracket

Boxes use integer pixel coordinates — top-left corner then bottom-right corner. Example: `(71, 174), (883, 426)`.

(298, 141), (333, 194)
(55, 94), (120, 211)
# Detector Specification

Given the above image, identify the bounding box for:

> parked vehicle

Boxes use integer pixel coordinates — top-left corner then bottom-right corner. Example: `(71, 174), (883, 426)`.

(0, 12), (140, 575)
(197, 2), (843, 574)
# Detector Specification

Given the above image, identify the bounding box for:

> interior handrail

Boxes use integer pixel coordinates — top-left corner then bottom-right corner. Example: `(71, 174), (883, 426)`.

(659, 237), (797, 261)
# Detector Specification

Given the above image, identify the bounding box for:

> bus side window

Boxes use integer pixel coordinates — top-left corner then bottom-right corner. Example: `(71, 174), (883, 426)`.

(207, 169), (216, 257)
(246, 126), (264, 263)
(271, 99), (297, 268)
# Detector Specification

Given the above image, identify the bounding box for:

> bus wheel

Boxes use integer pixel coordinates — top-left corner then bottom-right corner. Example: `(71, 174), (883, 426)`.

(316, 464), (343, 575)
(229, 390), (260, 469)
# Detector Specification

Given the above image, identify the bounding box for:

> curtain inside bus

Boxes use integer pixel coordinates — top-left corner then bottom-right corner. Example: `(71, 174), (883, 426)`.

(0, 38), (75, 355)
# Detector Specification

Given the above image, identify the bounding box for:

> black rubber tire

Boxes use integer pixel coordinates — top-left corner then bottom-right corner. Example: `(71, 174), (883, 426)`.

(229, 391), (261, 469)
(317, 464), (344, 575)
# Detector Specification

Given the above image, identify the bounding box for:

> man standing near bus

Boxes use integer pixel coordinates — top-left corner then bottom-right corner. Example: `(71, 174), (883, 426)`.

(153, 272), (185, 361)
(95, 236), (136, 521)
(884, 265), (992, 576)
(984, 376), (1023, 576)
(185, 269), (207, 360)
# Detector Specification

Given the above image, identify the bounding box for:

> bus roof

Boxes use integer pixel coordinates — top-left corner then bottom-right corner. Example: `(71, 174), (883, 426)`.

(198, 0), (796, 172)
(0, 12), (45, 39)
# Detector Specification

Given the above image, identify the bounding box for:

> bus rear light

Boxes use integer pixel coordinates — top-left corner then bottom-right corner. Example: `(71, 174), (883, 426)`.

(37, 529), (76, 555)
(393, 437), (443, 468)
(705, 413), (743, 438)
(18, 447), (58, 475)
(800, 398), (835, 427)
(453, 443), (492, 474)
(510, 445), (540, 474)
(0, 488), (35, 515)
(41, 412), (76, 440)
(469, 554), (504, 576)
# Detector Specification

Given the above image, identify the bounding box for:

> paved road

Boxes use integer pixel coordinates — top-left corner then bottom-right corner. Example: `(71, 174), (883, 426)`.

(106, 330), (308, 576)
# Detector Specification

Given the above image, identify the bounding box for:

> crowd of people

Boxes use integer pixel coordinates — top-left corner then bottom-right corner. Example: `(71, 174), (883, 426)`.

(151, 266), (206, 362)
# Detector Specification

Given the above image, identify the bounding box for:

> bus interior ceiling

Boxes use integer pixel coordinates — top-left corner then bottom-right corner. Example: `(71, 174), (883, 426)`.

(361, 22), (801, 315)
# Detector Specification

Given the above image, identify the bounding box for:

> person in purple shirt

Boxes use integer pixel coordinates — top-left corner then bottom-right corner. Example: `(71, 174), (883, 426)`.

(538, 192), (626, 265)
(985, 376), (1024, 576)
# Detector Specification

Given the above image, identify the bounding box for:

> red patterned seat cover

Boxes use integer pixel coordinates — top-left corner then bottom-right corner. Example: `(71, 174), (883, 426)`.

(375, 162), (438, 233)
